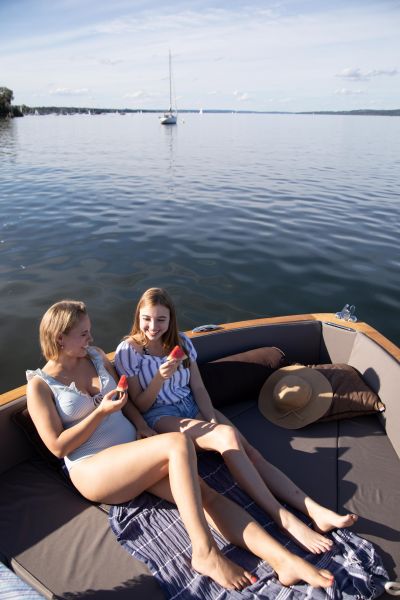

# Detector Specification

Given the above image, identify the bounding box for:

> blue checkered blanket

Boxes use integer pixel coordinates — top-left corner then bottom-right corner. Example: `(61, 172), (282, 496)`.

(0, 562), (44, 599)
(109, 453), (389, 599)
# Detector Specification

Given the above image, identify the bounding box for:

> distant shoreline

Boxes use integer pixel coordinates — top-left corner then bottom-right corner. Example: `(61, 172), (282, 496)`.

(18, 107), (400, 117)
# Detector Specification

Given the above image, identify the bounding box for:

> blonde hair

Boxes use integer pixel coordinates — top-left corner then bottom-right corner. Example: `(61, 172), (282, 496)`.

(39, 300), (87, 361)
(128, 288), (189, 366)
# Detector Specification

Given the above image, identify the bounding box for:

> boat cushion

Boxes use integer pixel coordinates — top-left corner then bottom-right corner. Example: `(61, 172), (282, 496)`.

(199, 361), (275, 408)
(228, 403), (400, 587)
(198, 346), (287, 408)
(12, 408), (63, 472)
(337, 415), (400, 583)
(0, 398), (34, 475)
(0, 461), (164, 599)
(213, 346), (287, 368)
(309, 363), (386, 422)
(226, 402), (340, 509)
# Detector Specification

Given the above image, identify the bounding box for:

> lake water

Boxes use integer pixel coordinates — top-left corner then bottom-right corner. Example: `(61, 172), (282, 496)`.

(1, 112), (399, 393)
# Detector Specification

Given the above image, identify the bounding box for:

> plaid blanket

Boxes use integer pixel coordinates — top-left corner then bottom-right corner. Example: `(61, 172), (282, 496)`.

(109, 452), (389, 599)
(0, 562), (44, 599)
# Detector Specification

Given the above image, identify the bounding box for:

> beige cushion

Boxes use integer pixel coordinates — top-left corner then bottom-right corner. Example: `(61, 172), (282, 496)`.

(213, 346), (286, 368)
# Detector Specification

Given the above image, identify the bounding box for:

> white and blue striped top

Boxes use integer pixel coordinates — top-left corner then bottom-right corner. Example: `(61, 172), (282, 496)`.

(26, 347), (137, 471)
(114, 333), (197, 407)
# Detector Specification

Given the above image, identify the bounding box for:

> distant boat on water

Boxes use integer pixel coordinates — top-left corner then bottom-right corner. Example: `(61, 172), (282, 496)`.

(160, 51), (177, 125)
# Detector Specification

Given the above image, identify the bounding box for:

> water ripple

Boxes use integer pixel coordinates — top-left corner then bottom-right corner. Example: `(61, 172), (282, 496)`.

(1, 113), (399, 392)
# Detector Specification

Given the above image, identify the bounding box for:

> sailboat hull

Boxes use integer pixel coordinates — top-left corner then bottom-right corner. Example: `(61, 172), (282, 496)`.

(160, 113), (177, 125)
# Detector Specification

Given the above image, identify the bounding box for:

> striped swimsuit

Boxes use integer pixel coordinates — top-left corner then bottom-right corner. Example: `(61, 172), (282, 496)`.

(26, 347), (137, 471)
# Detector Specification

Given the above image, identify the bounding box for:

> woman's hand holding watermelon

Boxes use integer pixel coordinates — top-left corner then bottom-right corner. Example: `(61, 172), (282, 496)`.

(159, 359), (180, 380)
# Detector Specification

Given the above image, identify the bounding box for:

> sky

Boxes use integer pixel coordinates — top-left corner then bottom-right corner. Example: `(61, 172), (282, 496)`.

(1, 0), (399, 112)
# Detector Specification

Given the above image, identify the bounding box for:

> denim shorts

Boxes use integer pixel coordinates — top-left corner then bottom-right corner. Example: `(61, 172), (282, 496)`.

(143, 394), (200, 429)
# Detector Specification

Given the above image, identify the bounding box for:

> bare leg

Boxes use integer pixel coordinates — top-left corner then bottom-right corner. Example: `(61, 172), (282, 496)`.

(215, 411), (358, 533)
(70, 432), (253, 590)
(156, 415), (335, 553)
(153, 475), (334, 589)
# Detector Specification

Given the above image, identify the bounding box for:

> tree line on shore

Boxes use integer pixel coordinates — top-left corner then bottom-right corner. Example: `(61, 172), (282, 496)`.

(0, 88), (23, 118)
(1, 86), (400, 118)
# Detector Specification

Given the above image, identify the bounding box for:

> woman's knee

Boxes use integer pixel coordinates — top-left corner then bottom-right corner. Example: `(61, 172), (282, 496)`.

(215, 424), (241, 451)
(166, 431), (195, 456)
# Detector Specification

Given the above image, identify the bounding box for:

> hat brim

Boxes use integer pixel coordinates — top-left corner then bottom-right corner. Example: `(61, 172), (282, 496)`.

(258, 364), (333, 429)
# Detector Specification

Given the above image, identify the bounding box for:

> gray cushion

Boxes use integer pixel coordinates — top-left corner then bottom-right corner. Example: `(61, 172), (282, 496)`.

(0, 461), (164, 599)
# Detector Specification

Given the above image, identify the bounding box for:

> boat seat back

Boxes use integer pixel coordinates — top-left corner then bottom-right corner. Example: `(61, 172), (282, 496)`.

(193, 321), (323, 365)
(0, 397), (34, 475)
(348, 332), (400, 459)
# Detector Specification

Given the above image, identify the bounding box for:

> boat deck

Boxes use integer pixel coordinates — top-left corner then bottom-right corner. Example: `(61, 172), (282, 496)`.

(0, 315), (399, 598)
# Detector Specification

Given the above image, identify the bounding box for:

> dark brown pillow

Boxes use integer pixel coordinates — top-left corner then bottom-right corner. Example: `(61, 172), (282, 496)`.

(199, 361), (275, 408)
(199, 347), (287, 408)
(309, 363), (385, 421)
(12, 407), (63, 471)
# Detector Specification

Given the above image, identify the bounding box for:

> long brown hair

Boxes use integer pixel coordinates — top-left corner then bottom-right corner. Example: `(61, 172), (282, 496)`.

(128, 288), (189, 366)
(39, 300), (87, 361)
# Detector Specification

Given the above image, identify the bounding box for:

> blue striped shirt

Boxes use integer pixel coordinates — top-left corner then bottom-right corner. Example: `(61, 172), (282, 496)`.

(114, 333), (197, 407)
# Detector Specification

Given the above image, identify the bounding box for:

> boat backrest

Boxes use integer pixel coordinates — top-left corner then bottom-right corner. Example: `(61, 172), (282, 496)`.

(0, 396), (34, 475)
(348, 332), (400, 459)
(320, 322), (358, 363)
(193, 321), (323, 364)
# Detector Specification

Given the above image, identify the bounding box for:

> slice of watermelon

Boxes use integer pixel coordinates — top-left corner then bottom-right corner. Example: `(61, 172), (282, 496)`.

(117, 374), (128, 391)
(167, 345), (187, 361)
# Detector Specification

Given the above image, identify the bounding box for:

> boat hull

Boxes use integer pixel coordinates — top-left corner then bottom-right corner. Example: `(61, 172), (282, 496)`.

(160, 113), (177, 125)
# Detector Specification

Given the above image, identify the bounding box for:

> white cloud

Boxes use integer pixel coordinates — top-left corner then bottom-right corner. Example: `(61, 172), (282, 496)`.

(367, 68), (398, 77)
(123, 90), (147, 99)
(49, 87), (90, 96)
(334, 88), (366, 96)
(337, 67), (398, 81)
(97, 58), (124, 66)
(233, 90), (251, 102)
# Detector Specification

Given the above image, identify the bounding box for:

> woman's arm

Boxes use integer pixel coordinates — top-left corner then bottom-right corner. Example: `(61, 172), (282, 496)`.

(98, 348), (154, 435)
(127, 360), (179, 413)
(122, 396), (157, 438)
(100, 347), (157, 437)
(189, 361), (217, 423)
(27, 376), (126, 458)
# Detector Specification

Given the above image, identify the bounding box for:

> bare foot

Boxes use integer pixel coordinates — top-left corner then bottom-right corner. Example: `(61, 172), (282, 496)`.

(275, 552), (334, 589)
(308, 505), (358, 533)
(279, 507), (333, 554)
(192, 545), (254, 590)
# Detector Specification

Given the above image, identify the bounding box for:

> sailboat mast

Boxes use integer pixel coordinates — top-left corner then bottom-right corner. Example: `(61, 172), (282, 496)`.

(169, 50), (172, 111)
(160, 50), (177, 124)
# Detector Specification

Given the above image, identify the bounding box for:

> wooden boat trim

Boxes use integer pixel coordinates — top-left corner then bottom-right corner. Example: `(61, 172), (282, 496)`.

(1, 313), (398, 407)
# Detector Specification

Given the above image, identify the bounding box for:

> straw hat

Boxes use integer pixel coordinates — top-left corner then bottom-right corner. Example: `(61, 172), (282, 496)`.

(258, 364), (333, 429)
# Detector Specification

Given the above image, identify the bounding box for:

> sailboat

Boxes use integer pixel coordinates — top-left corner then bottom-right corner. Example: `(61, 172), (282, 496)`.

(160, 51), (177, 125)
